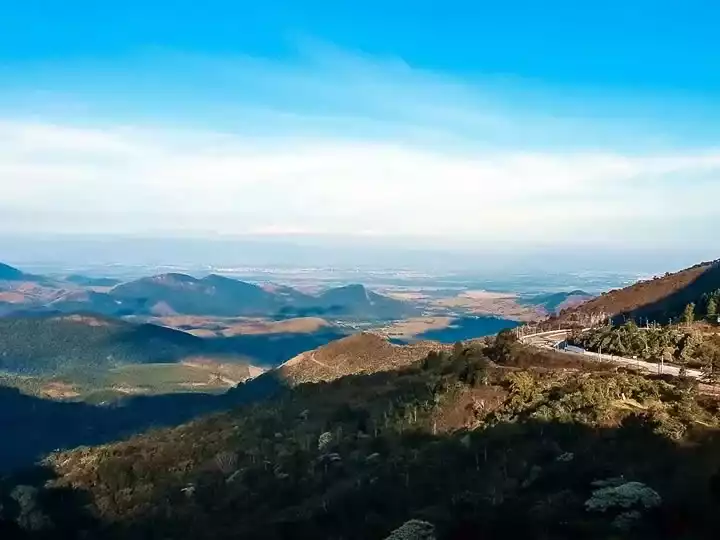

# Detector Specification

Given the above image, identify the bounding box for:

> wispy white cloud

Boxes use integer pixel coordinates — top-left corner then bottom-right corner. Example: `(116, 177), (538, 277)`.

(1, 46), (719, 248)
(1, 119), (719, 247)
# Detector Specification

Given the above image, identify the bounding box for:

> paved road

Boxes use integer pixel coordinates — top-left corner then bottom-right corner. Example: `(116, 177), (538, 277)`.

(521, 330), (705, 380)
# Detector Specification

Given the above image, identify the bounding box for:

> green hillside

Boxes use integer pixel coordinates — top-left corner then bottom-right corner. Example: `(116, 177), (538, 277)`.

(316, 284), (419, 319)
(110, 273), (283, 316)
(0, 314), (211, 376)
(5, 333), (720, 539)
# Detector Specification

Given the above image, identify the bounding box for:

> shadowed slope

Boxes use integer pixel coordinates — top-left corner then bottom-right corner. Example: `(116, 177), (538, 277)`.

(554, 259), (720, 325)
(315, 284), (419, 319)
(0, 314), (244, 376)
(0, 262), (25, 281)
(110, 273), (282, 317)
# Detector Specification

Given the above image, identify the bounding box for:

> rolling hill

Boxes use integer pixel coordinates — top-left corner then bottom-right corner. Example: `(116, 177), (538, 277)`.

(276, 332), (446, 385)
(47, 290), (148, 317)
(109, 273), (282, 317)
(110, 274), (417, 320)
(523, 290), (595, 314)
(553, 259), (720, 325)
(0, 313), (247, 377)
(314, 283), (419, 319)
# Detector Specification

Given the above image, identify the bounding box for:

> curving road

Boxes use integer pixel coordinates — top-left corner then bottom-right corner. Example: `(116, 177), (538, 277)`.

(521, 330), (705, 379)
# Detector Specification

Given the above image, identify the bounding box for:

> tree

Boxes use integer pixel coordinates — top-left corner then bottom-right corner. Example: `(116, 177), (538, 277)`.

(384, 520), (436, 540)
(490, 329), (518, 365)
(707, 297), (717, 320)
(682, 303), (696, 325)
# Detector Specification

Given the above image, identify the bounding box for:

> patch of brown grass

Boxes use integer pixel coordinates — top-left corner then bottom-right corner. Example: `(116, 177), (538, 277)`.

(0, 291), (26, 303)
(62, 314), (114, 327)
(155, 316), (332, 336)
(39, 381), (81, 399)
(278, 332), (449, 385)
(435, 385), (508, 432)
(221, 317), (330, 336)
(433, 291), (545, 322)
(380, 316), (453, 340)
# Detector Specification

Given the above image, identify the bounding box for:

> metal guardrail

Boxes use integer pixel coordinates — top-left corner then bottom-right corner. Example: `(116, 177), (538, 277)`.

(520, 327), (705, 379)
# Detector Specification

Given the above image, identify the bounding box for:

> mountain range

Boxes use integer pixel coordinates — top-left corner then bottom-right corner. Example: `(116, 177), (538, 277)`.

(0, 263), (416, 321)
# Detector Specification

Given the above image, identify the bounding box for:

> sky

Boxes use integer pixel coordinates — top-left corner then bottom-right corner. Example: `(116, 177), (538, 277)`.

(1, 1), (719, 263)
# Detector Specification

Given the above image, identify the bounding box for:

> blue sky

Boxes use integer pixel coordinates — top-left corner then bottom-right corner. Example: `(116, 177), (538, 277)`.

(1, 1), (719, 256)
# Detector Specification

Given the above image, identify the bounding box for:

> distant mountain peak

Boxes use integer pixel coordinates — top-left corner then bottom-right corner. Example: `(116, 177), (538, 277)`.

(317, 284), (416, 319)
(110, 272), (280, 317)
(0, 262), (25, 281)
(338, 283), (366, 291)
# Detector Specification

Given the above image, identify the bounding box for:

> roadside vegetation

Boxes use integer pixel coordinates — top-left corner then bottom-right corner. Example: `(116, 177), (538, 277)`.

(567, 317), (720, 379)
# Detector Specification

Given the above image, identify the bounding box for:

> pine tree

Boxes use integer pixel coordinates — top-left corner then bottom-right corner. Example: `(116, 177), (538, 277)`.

(682, 303), (696, 325)
(708, 297), (718, 319)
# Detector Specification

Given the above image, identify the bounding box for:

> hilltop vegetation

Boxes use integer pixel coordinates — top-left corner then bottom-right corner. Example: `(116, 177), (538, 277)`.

(276, 333), (443, 385)
(3, 332), (720, 539)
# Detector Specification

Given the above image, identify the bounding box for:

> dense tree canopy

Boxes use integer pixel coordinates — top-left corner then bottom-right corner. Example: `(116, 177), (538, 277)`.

(3, 338), (720, 539)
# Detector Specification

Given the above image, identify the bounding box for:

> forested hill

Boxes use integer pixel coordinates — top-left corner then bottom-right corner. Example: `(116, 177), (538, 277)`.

(4, 332), (720, 539)
(0, 314), (235, 376)
(553, 259), (720, 325)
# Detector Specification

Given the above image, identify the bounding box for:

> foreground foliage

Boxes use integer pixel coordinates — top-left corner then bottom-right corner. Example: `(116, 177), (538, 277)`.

(3, 335), (720, 539)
